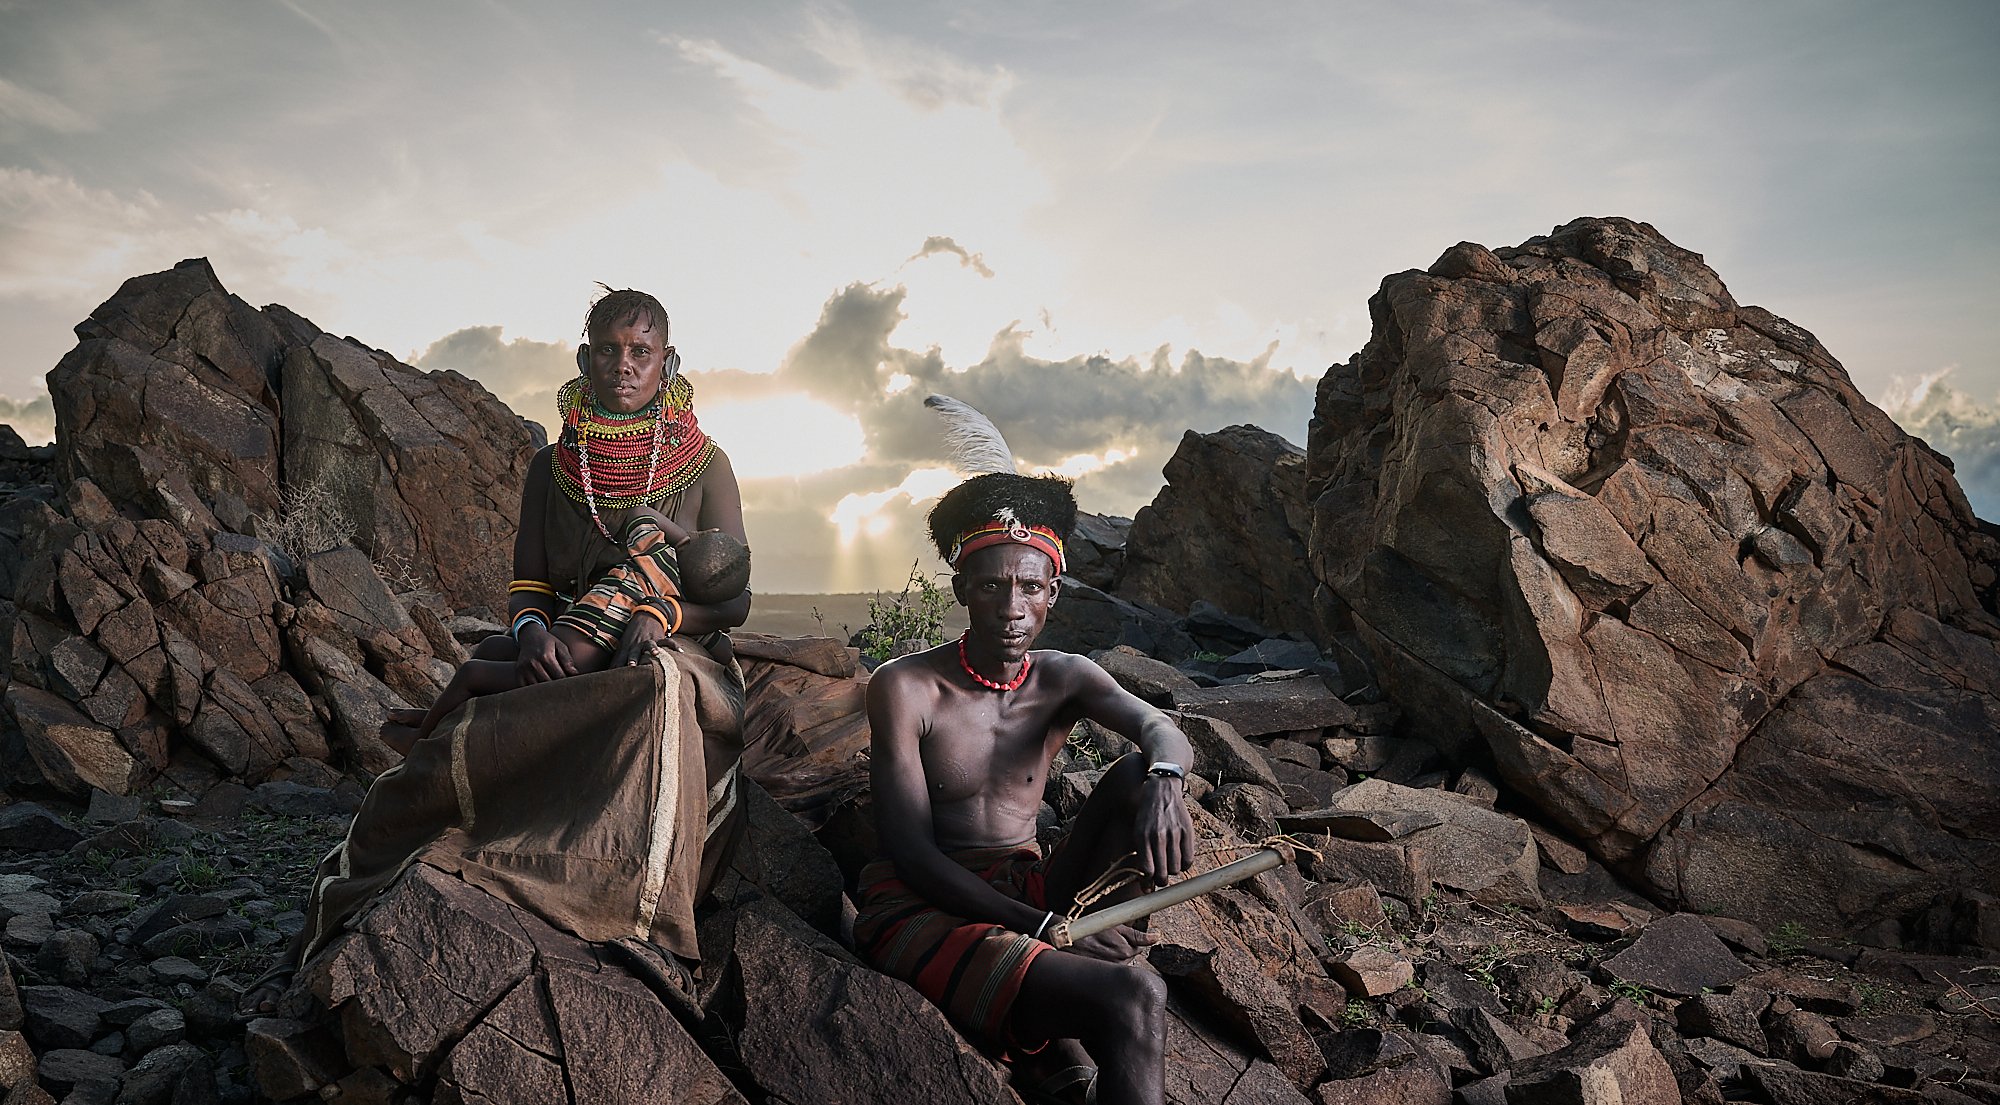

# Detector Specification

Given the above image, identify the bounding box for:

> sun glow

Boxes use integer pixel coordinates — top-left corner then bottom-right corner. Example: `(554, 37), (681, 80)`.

(1031, 447), (1136, 480)
(829, 467), (959, 542)
(697, 395), (865, 480)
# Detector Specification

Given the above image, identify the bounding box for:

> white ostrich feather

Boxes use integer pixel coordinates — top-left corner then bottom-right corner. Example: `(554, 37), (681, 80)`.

(924, 394), (1018, 475)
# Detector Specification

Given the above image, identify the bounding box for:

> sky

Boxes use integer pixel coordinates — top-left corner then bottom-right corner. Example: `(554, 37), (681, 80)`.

(2, 0), (1996, 593)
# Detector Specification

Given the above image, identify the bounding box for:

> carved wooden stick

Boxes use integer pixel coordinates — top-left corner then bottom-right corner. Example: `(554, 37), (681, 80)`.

(1048, 848), (1284, 947)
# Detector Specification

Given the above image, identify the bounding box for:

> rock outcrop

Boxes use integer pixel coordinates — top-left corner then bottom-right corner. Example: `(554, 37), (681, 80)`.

(1119, 424), (1319, 639)
(3, 259), (540, 798)
(1304, 217), (2000, 935)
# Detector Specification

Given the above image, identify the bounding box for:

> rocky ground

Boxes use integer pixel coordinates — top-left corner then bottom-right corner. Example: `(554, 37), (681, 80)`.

(0, 784), (353, 1103)
(0, 731), (1996, 1103)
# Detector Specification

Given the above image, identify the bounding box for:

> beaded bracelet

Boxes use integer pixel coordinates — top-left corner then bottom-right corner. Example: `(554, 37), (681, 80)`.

(510, 610), (549, 639)
(635, 602), (673, 633)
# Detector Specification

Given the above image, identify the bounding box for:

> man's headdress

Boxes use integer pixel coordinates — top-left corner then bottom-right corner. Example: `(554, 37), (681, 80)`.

(924, 395), (1075, 574)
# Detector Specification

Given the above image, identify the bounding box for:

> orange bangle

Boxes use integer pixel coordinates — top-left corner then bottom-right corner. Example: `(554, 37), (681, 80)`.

(660, 595), (683, 635)
(635, 603), (673, 633)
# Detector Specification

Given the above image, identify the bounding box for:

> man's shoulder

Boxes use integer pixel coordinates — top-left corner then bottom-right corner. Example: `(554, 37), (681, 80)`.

(869, 646), (953, 692)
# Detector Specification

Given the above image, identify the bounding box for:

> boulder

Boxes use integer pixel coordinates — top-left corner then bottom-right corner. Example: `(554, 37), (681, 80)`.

(1172, 677), (1357, 738)
(718, 896), (1019, 1105)
(1119, 425), (1319, 639)
(1147, 808), (1345, 1086)
(1320, 779), (1541, 908)
(1502, 1015), (1679, 1105)
(4, 685), (142, 797)
(1039, 578), (1196, 662)
(1175, 713), (1281, 790)
(1303, 217), (2000, 934)
(1597, 912), (1750, 997)
(281, 862), (745, 1103)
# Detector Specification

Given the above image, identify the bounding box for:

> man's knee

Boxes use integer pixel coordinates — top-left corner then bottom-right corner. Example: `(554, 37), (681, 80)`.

(1093, 964), (1166, 1034)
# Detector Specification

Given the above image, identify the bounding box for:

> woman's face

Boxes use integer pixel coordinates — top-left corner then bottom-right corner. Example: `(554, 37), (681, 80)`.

(582, 317), (666, 414)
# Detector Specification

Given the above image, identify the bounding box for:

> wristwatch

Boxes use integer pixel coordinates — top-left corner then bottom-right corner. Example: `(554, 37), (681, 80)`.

(1145, 761), (1186, 781)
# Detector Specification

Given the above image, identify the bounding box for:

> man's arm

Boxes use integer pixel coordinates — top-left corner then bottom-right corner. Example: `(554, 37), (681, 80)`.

(869, 662), (1050, 935)
(1063, 655), (1196, 885)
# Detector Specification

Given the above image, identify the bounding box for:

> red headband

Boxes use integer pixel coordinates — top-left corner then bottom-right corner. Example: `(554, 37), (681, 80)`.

(950, 521), (1066, 574)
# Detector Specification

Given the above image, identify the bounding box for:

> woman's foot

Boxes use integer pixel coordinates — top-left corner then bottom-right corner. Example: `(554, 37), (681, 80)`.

(381, 708), (427, 756)
(236, 968), (295, 1021)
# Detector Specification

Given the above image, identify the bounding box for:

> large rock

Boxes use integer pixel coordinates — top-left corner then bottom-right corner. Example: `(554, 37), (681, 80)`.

(285, 862), (744, 1103)
(4, 258), (536, 798)
(1304, 217), (2000, 934)
(281, 327), (538, 613)
(1502, 1015), (1679, 1105)
(720, 896), (1021, 1105)
(48, 259), (282, 532)
(1318, 778), (1542, 908)
(1120, 424), (1319, 639)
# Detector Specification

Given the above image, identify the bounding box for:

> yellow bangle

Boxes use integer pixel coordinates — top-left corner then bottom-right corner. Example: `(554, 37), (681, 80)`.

(509, 579), (557, 596)
(635, 603), (673, 633)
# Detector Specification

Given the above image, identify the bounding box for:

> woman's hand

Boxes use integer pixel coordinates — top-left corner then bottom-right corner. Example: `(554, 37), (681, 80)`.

(514, 621), (577, 683)
(612, 609), (669, 667)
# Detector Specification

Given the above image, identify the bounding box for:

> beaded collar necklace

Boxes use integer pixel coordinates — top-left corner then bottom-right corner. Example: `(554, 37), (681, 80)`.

(553, 375), (715, 541)
(957, 630), (1030, 691)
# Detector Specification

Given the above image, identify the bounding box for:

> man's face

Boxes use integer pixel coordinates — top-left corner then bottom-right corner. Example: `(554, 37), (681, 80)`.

(953, 542), (1059, 662)
(579, 314), (666, 415)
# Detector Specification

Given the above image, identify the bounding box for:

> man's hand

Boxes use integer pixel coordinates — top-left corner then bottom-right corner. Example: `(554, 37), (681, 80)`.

(612, 610), (668, 667)
(1067, 923), (1158, 963)
(514, 621), (578, 683)
(1134, 776), (1195, 887)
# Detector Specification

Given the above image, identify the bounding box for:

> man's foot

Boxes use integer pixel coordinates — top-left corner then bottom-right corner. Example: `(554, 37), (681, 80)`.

(1019, 1065), (1097, 1105)
(1015, 1038), (1097, 1105)
(603, 936), (703, 1025)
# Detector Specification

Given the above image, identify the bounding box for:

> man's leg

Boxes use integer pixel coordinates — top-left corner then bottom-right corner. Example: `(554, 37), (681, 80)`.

(1022, 753), (1180, 1105)
(1011, 950), (1167, 1105)
(1042, 753), (1159, 912)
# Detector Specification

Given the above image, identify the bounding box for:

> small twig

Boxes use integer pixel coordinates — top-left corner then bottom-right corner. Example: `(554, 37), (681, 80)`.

(1936, 971), (2000, 1022)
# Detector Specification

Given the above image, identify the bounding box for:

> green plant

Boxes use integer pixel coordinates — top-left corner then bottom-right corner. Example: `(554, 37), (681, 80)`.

(1470, 943), (1507, 989)
(1341, 1002), (1373, 1027)
(176, 852), (224, 892)
(1769, 921), (1810, 959)
(853, 563), (954, 662)
(1855, 981), (1887, 1014)
(1069, 725), (1111, 771)
(1337, 919), (1376, 940)
(1609, 979), (1652, 1003)
(1536, 995), (1558, 1016)
(1191, 650), (1226, 663)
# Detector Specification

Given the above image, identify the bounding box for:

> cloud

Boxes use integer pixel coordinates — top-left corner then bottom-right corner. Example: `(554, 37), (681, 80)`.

(410, 326), (574, 428)
(1883, 368), (2000, 522)
(0, 392), (54, 445)
(906, 236), (994, 278)
(0, 76), (93, 134)
(777, 280), (1316, 499)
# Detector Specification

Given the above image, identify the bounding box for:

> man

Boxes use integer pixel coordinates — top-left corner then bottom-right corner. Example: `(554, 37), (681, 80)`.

(856, 471), (1197, 1105)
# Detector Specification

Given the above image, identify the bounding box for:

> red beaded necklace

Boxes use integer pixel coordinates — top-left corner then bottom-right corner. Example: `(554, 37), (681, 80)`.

(957, 631), (1031, 691)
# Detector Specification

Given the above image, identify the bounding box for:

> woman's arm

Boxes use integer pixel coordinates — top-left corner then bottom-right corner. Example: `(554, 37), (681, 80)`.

(511, 446), (577, 681)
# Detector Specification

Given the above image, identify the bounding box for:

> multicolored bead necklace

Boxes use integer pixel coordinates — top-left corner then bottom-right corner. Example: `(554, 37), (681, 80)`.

(552, 375), (715, 541)
(958, 630), (1031, 691)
